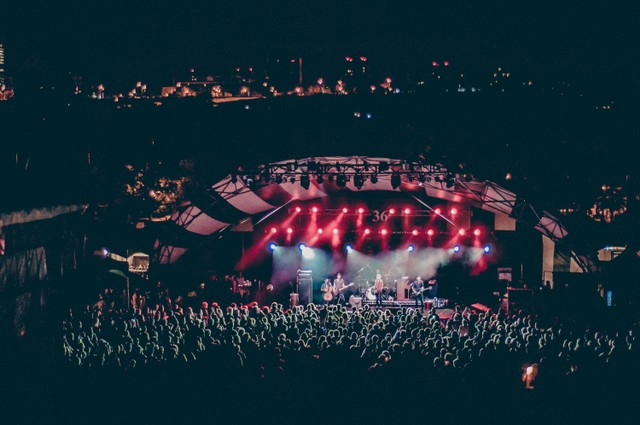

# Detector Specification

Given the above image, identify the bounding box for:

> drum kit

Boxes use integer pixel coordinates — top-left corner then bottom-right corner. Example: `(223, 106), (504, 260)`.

(364, 286), (394, 301)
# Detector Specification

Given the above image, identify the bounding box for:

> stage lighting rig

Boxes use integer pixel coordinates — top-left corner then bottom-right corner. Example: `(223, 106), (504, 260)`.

(391, 173), (401, 189)
(354, 173), (365, 189)
(300, 174), (310, 190)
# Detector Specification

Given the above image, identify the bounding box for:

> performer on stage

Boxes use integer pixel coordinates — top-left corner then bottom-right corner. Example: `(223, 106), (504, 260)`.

(410, 276), (425, 309)
(374, 269), (384, 308)
(320, 278), (333, 304)
(333, 273), (347, 305)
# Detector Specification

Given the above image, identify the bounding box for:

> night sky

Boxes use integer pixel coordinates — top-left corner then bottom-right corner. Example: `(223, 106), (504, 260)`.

(3, 1), (640, 93)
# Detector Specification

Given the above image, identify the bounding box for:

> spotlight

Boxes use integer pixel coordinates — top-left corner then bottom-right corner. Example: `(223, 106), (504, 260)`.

(434, 208), (442, 215)
(445, 175), (455, 188)
(100, 247), (109, 258)
(289, 177), (295, 184)
(345, 244), (353, 253)
(379, 161), (389, 171)
(427, 229), (435, 237)
(311, 207), (318, 213)
(411, 229), (419, 236)
(337, 174), (347, 188)
(300, 174), (310, 190)
(364, 228), (371, 235)
(270, 227), (277, 234)
(275, 175), (283, 184)
(333, 228), (339, 235)
(370, 174), (378, 184)
(403, 208), (411, 215)
(287, 228), (293, 234)
(316, 174), (324, 184)
(453, 244), (461, 253)
(268, 242), (278, 251)
(301, 246), (314, 259)
(317, 228), (323, 234)
(358, 207), (365, 214)
(342, 207), (349, 214)
(484, 244), (491, 254)
(473, 228), (481, 237)
(450, 207), (458, 216)
(380, 229), (388, 236)
(298, 242), (307, 251)
(295, 207), (302, 213)
(418, 174), (426, 183)
(407, 245), (415, 252)
(354, 173), (365, 190)
(458, 228), (466, 236)
(391, 173), (401, 189)
(389, 208), (396, 215)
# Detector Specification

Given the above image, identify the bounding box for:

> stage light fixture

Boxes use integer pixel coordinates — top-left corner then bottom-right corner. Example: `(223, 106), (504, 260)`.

(404, 208), (411, 215)
(445, 175), (455, 188)
(289, 177), (296, 184)
(484, 244), (491, 254)
(427, 229), (435, 237)
(364, 228), (371, 235)
(411, 229), (419, 236)
(317, 228), (323, 234)
(268, 242), (278, 251)
(381, 229), (388, 236)
(453, 244), (461, 253)
(307, 161), (317, 171)
(287, 228), (293, 234)
(434, 208), (442, 215)
(473, 228), (481, 237)
(379, 161), (389, 171)
(275, 175), (283, 184)
(345, 244), (353, 252)
(450, 207), (458, 216)
(295, 207), (301, 213)
(316, 174), (324, 184)
(342, 207), (348, 214)
(391, 173), (401, 189)
(270, 227), (277, 234)
(311, 207), (318, 213)
(458, 228), (466, 236)
(389, 208), (396, 215)
(418, 174), (426, 183)
(333, 228), (339, 235)
(337, 174), (347, 188)
(370, 174), (378, 184)
(230, 174), (238, 184)
(300, 174), (310, 190)
(298, 242), (307, 251)
(358, 207), (365, 214)
(354, 173), (365, 190)
(407, 245), (415, 252)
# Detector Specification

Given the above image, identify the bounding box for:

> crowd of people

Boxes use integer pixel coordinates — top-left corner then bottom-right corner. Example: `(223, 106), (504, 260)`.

(54, 284), (640, 424)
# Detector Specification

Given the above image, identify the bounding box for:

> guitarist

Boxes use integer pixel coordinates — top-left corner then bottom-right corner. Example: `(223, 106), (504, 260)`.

(374, 270), (385, 308)
(410, 276), (425, 310)
(333, 273), (347, 305)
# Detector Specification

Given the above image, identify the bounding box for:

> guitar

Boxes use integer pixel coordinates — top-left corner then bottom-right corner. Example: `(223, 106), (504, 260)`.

(410, 286), (429, 298)
(325, 282), (355, 301)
